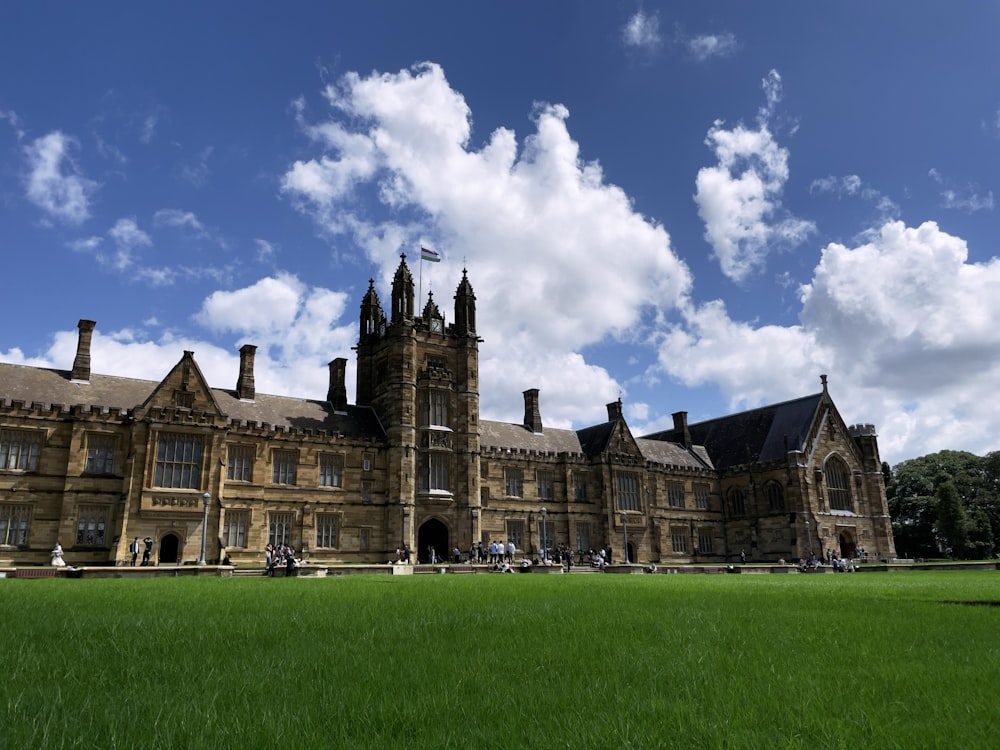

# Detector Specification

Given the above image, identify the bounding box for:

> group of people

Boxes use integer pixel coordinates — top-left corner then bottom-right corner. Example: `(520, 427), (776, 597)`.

(797, 549), (863, 572)
(265, 543), (300, 576)
(128, 536), (154, 566)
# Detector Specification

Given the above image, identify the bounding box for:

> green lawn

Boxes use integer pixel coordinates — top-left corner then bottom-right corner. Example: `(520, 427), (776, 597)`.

(2, 571), (998, 749)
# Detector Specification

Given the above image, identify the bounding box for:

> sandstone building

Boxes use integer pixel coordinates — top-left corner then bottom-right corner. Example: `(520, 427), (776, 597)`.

(0, 256), (896, 567)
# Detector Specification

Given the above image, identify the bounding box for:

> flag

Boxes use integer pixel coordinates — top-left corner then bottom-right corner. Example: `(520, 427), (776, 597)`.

(420, 246), (441, 263)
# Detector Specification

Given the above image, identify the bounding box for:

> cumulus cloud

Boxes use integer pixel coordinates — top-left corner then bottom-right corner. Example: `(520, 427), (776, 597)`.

(622, 10), (661, 51)
(281, 62), (692, 426)
(24, 131), (98, 225)
(652, 219), (1000, 462)
(694, 70), (815, 282)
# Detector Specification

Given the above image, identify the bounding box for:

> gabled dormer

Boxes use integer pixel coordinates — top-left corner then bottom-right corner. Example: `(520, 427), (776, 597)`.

(422, 290), (444, 333)
(133, 351), (227, 423)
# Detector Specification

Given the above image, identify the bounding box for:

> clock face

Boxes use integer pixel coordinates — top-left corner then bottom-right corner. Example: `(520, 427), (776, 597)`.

(431, 319), (443, 332)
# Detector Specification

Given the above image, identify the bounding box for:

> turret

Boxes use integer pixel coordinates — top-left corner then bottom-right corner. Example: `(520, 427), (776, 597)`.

(454, 268), (476, 335)
(391, 254), (415, 323)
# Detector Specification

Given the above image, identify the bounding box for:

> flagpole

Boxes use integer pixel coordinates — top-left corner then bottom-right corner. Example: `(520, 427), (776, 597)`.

(418, 249), (423, 313)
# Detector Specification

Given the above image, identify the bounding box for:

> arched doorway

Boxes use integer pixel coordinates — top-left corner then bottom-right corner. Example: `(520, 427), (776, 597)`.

(159, 533), (180, 564)
(417, 518), (449, 564)
(625, 541), (636, 564)
(838, 531), (856, 559)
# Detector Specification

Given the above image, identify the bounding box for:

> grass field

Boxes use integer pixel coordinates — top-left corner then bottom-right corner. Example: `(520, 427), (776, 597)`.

(2, 571), (998, 749)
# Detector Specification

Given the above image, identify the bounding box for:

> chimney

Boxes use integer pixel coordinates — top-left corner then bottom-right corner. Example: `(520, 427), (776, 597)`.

(236, 344), (257, 400)
(523, 388), (542, 433)
(607, 399), (623, 422)
(328, 358), (348, 412)
(70, 319), (97, 382)
(672, 411), (692, 450)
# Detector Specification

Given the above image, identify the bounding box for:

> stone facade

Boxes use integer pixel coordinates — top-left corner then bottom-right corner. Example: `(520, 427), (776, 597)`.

(0, 257), (896, 566)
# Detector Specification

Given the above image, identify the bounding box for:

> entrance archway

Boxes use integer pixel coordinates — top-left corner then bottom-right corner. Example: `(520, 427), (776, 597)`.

(417, 518), (449, 564)
(159, 533), (180, 564)
(838, 531), (856, 559)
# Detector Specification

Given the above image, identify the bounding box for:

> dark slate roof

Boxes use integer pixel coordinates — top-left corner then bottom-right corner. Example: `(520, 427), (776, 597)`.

(635, 438), (713, 470)
(642, 392), (823, 470)
(0, 362), (385, 440)
(480, 420), (584, 454)
(575, 422), (615, 455)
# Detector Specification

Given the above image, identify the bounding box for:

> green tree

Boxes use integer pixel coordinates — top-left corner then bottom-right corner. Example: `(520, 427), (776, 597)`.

(887, 450), (999, 559)
(934, 481), (970, 558)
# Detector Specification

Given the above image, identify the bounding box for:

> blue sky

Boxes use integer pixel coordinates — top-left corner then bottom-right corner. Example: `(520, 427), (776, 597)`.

(3, 2), (1000, 465)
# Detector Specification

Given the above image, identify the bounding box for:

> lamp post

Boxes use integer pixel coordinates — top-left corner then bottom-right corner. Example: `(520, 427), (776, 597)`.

(199, 491), (210, 565)
(540, 507), (547, 562)
(621, 512), (629, 564)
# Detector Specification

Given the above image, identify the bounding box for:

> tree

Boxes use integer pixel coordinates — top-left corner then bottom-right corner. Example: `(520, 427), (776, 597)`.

(887, 450), (999, 559)
(934, 481), (969, 558)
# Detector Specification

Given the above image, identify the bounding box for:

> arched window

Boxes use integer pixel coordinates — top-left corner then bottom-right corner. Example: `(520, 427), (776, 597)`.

(727, 487), (746, 517)
(764, 481), (784, 512)
(824, 455), (853, 511)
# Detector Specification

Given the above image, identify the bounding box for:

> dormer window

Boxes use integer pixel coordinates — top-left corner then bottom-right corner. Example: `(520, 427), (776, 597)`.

(175, 390), (193, 408)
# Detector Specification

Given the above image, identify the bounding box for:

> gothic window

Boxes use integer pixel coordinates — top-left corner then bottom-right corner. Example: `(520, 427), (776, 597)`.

(75, 506), (109, 546)
(764, 481), (785, 512)
(421, 454), (449, 492)
(154, 432), (203, 489)
(537, 470), (553, 500)
(85, 434), (117, 475)
(505, 468), (523, 498)
(0, 429), (43, 471)
(271, 450), (297, 485)
(227, 445), (254, 482)
(825, 455), (853, 511)
(506, 520), (525, 550)
(694, 484), (710, 510)
(319, 453), (343, 488)
(616, 472), (641, 512)
(575, 523), (591, 554)
(362, 480), (373, 504)
(0, 504), (30, 545)
(223, 510), (249, 547)
(573, 473), (588, 502)
(697, 528), (714, 554)
(727, 487), (746, 517)
(268, 512), (293, 546)
(425, 391), (448, 427)
(668, 482), (685, 508)
(671, 528), (688, 554)
(316, 515), (338, 548)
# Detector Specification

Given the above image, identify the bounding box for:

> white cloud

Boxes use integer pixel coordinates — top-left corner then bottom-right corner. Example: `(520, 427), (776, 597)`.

(928, 167), (994, 213)
(139, 114), (157, 144)
(1, 109), (25, 140)
(178, 145), (213, 187)
(153, 208), (208, 236)
(652, 219), (1000, 463)
(694, 70), (815, 282)
(685, 32), (737, 61)
(107, 217), (152, 270)
(622, 10), (661, 51)
(282, 62), (693, 425)
(24, 131), (98, 225)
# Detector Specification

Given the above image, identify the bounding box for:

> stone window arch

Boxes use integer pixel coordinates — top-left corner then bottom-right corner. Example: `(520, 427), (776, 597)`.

(824, 455), (853, 511)
(763, 480), (785, 512)
(727, 486), (746, 517)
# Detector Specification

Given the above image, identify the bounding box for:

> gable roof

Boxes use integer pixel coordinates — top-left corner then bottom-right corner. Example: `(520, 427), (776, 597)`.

(0, 361), (385, 440)
(480, 420), (583, 454)
(643, 392), (823, 471)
